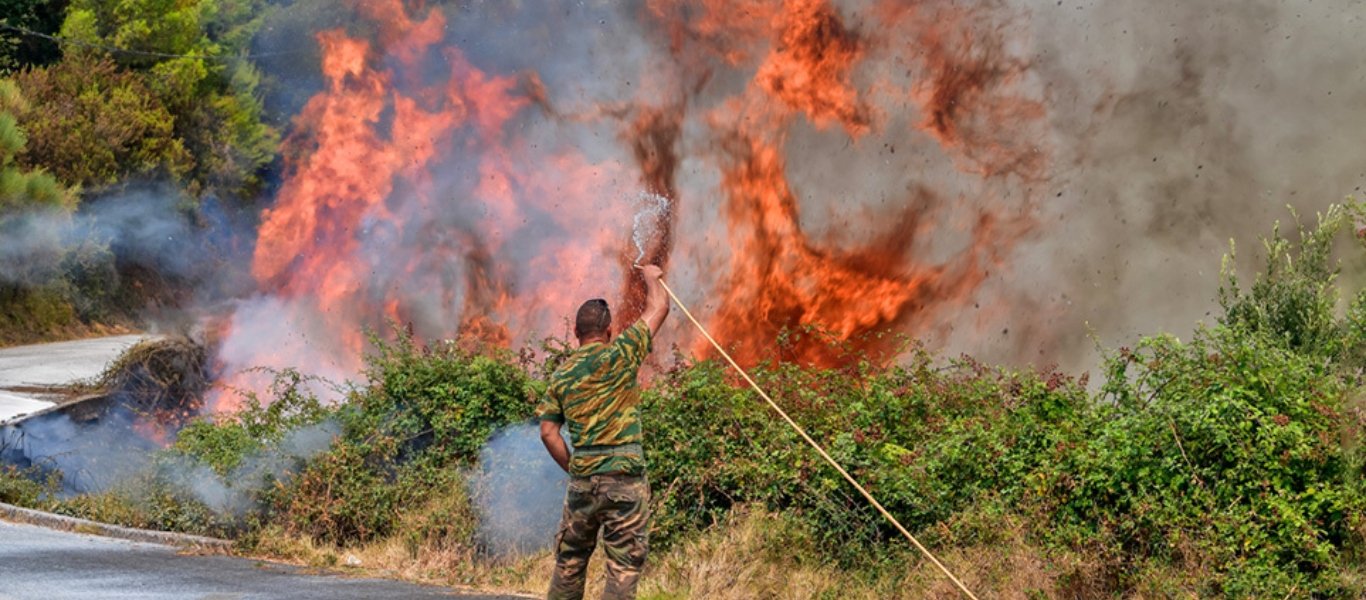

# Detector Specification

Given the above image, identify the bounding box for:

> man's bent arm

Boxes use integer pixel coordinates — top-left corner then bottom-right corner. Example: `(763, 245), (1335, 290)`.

(639, 264), (669, 336)
(540, 420), (571, 473)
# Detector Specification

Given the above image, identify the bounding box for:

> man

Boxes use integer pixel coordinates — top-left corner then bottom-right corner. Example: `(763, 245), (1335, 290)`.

(537, 264), (669, 600)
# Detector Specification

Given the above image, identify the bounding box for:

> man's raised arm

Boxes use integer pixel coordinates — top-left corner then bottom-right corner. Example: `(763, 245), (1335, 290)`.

(637, 264), (669, 336)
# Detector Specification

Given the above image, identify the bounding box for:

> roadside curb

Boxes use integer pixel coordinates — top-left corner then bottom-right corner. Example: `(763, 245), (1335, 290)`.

(0, 502), (232, 551)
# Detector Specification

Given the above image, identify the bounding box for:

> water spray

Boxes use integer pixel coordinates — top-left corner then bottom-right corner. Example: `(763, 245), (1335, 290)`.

(629, 195), (979, 599)
(630, 191), (670, 264)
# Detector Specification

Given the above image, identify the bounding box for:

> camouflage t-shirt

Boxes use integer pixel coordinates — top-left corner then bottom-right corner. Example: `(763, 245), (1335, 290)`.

(537, 320), (652, 477)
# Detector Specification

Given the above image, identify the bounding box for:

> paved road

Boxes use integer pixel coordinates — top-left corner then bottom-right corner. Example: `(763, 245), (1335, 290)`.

(0, 520), (522, 600)
(0, 335), (149, 423)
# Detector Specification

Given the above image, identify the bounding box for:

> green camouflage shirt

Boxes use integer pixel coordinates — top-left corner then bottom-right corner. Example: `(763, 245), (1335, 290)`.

(538, 320), (652, 477)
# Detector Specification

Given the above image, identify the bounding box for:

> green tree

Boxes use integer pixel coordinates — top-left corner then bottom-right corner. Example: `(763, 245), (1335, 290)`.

(17, 0), (277, 198)
(0, 77), (76, 339)
(13, 54), (190, 187)
(0, 0), (67, 72)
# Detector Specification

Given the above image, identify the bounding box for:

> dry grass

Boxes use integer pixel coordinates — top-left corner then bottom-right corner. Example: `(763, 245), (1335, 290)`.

(641, 507), (1112, 600)
(244, 526), (544, 597)
(237, 504), (1236, 599)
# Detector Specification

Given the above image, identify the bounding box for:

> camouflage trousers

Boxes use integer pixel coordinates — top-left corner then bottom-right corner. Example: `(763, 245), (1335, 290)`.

(547, 473), (650, 600)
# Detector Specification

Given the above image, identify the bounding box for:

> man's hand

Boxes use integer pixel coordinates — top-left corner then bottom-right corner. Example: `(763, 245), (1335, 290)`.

(638, 264), (663, 280)
(636, 264), (670, 336)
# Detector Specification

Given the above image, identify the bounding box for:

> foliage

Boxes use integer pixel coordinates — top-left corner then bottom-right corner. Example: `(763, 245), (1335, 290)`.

(1219, 203), (1366, 367)
(46, 472), (229, 534)
(0, 76), (76, 342)
(0, 0), (66, 72)
(22, 0), (281, 198)
(0, 0), (280, 343)
(172, 368), (331, 476)
(0, 465), (57, 507)
(1068, 328), (1364, 595)
(12, 54), (190, 187)
(275, 332), (535, 544)
(640, 346), (1095, 566)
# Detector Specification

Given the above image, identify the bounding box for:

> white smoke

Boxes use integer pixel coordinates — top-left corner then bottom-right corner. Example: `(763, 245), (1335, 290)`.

(465, 422), (569, 556)
(162, 418), (341, 516)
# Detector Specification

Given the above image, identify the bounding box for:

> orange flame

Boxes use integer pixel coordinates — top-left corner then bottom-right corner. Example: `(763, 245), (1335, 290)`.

(755, 0), (871, 136)
(646, 0), (1045, 366)
(212, 0), (1049, 409)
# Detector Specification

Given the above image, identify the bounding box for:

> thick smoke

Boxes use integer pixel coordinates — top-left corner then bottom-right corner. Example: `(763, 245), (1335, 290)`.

(0, 387), (336, 504)
(204, 1), (1366, 546)
(466, 423), (568, 556)
(1001, 0), (1366, 370)
(0, 405), (158, 494)
(0, 182), (253, 322)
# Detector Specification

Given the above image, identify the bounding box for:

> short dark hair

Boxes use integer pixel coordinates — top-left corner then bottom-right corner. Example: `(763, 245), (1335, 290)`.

(574, 298), (611, 339)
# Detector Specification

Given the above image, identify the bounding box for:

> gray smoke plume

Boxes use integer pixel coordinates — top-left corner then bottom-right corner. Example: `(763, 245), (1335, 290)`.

(159, 418), (340, 516)
(466, 422), (568, 556)
(0, 395), (337, 505)
(997, 0), (1366, 370)
(0, 182), (252, 321)
(0, 405), (158, 495)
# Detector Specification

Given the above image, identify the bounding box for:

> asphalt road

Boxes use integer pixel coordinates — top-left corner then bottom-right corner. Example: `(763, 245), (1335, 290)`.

(0, 520), (522, 600)
(0, 335), (149, 423)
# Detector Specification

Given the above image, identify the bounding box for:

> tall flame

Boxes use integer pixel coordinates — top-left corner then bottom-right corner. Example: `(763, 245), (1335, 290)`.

(214, 0), (1049, 407)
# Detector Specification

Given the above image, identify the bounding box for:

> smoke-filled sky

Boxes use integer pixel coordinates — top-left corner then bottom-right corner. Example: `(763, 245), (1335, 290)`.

(211, 0), (1366, 397)
(1019, 0), (1366, 368)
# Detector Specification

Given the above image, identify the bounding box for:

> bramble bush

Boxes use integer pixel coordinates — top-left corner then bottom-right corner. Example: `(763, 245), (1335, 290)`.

(265, 333), (535, 545)
(639, 348), (1094, 567)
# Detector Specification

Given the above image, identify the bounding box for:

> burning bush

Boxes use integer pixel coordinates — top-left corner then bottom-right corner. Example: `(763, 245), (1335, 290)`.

(638, 205), (1366, 596)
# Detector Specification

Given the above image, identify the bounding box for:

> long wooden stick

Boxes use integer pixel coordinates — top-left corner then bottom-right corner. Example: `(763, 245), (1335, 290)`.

(656, 277), (980, 600)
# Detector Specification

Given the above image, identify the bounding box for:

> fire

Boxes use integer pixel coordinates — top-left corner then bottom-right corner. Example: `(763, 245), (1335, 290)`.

(212, 0), (1049, 408)
(889, 1), (1048, 179)
(646, 0), (1045, 366)
(755, 0), (870, 136)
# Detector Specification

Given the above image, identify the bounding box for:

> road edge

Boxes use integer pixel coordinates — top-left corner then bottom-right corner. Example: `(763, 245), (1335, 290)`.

(0, 501), (232, 551)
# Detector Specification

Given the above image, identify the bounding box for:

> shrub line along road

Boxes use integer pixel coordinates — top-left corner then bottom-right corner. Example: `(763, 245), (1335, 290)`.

(0, 335), (527, 599)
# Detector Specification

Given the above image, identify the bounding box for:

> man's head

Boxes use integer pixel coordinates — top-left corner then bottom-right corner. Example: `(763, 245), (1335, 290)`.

(574, 298), (611, 341)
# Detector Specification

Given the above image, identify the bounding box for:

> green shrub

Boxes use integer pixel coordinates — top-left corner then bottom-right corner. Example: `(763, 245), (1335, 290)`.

(1050, 328), (1366, 596)
(0, 465), (56, 507)
(172, 368), (331, 476)
(1220, 203), (1366, 368)
(271, 332), (536, 545)
(641, 344), (1093, 566)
